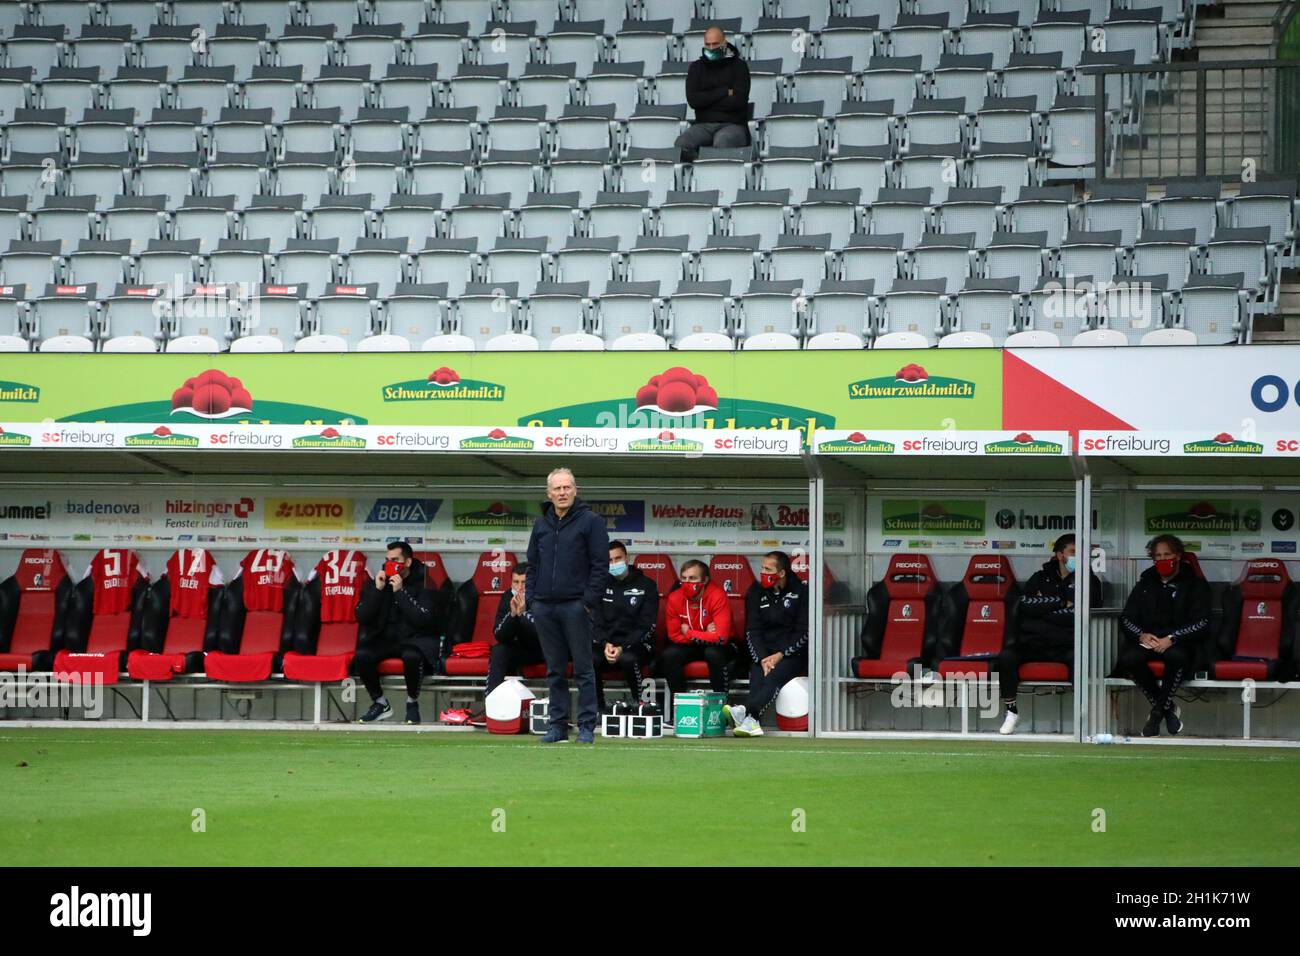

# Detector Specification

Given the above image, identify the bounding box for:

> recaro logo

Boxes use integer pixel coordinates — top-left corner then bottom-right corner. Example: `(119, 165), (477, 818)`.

(713, 563), (745, 570)
(895, 562), (925, 570)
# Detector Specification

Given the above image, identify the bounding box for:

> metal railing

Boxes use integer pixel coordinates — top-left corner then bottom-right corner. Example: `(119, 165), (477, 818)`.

(1090, 59), (1300, 182)
(1278, 2), (1300, 175)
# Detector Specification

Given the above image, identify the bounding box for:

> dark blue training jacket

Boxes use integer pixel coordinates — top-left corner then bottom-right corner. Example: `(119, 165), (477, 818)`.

(525, 498), (610, 610)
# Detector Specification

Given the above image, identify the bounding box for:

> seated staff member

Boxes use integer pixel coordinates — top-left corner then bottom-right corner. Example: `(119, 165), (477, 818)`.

(355, 541), (448, 725)
(1115, 534), (1211, 737)
(997, 534), (1101, 736)
(659, 560), (733, 696)
(592, 541), (659, 713)
(725, 551), (808, 738)
(486, 563), (545, 696)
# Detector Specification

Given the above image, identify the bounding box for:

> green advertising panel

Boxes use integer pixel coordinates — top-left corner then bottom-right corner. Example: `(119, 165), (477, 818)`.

(1142, 499), (1263, 538)
(0, 352), (1004, 445)
(881, 499), (987, 536)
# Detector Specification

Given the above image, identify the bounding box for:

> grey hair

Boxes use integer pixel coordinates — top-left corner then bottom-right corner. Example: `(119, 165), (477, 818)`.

(546, 467), (576, 489)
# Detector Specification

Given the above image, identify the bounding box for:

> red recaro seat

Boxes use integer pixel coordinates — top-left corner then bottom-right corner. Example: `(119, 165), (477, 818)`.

(127, 548), (223, 681)
(936, 555), (1019, 677)
(791, 553), (837, 596)
(206, 549), (300, 682)
(852, 554), (941, 678)
(414, 551), (449, 589)
(634, 552), (676, 654)
(708, 553), (755, 641)
(1146, 551), (1207, 679)
(283, 550), (369, 682)
(55, 549), (148, 684)
(445, 550), (517, 677)
(0, 549), (73, 673)
(1214, 559), (1298, 680)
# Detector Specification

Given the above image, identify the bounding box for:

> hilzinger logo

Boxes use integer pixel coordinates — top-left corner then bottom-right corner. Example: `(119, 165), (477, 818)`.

(49, 885), (151, 936)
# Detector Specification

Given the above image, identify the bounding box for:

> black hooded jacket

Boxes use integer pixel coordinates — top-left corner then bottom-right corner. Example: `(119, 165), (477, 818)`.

(744, 575), (810, 661)
(355, 558), (448, 664)
(525, 497), (610, 610)
(593, 565), (658, 650)
(1120, 560), (1212, 648)
(1018, 558), (1102, 645)
(685, 41), (751, 126)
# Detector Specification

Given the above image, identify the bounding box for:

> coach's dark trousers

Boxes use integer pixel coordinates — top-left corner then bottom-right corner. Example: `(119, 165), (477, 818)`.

(746, 652), (807, 717)
(532, 599), (598, 733)
(1115, 641), (1197, 712)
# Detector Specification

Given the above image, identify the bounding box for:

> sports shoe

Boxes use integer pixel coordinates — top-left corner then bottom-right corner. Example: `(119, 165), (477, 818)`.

(358, 701), (392, 723)
(723, 703), (746, 728)
(1141, 708), (1163, 737)
(998, 709), (1020, 736)
(576, 728), (595, 744)
(405, 702), (420, 725)
(734, 716), (764, 737)
(539, 726), (569, 744)
(1165, 703), (1183, 736)
(439, 707), (471, 725)
(467, 707), (487, 728)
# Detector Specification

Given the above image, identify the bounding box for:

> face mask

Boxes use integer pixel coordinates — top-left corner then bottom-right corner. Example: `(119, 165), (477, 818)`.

(760, 572), (779, 589)
(1155, 557), (1178, 578)
(703, 46), (724, 60)
(682, 581), (703, 598)
(609, 561), (627, 578)
(1064, 556), (1077, 573)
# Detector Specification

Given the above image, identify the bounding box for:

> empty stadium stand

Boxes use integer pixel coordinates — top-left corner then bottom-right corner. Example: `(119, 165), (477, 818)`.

(0, 0), (1287, 353)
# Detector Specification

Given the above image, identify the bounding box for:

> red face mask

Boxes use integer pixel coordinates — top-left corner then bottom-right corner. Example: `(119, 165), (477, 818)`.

(1155, 557), (1179, 578)
(760, 572), (779, 589)
(682, 581), (703, 598)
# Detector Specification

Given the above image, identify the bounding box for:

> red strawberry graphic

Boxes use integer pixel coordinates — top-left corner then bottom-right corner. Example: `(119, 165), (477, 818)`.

(172, 368), (251, 415)
(635, 384), (659, 407)
(657, 381), (696, 413)
(191, 383), (231, 415)
(488, 428), (508, 440)
(1013, 432), (1033, 444)
(230, 387), (252, 409)
(896, 364), (928, 383)
(429, 367), (461, 385)
(1189, 501), (1217, 519)
(171, 386), (194, 410)
(847, 431), (867, 443)
(695, 385), (718, 408)
(1214, 432), (1234, 444)
(657, 430), (676, 442)
(153, 426), (172, 437)
(486, 502), (509, 516)
(922, 503), (946, 518)
(320, 427), (340, 439)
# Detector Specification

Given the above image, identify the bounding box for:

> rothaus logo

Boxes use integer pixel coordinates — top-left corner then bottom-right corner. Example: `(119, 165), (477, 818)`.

(49, 886), (151, 936)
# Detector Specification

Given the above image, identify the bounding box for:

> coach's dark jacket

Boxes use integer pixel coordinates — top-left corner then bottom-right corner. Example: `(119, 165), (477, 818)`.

(1018, 559), (1101, 646)
(593, 566), (658, 650)
(525, 498), (610, 611)
(686, 42), (751, 126)
(493, 590), (540, 647)
(355, 559), (447, 666)
(1119, 561), (1212, 648)
(744, 575), (809, 661)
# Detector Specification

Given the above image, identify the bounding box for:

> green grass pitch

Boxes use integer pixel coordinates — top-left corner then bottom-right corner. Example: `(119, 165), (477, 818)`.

(2, 729), (1297, 866)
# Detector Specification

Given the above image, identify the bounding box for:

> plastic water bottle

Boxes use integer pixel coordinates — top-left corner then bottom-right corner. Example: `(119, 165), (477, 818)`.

(1094, 733), (1115, 745)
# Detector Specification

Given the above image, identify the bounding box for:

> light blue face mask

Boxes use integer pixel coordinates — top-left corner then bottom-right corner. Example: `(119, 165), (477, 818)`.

(609, 561), (628, 577)
(1065, 555), (1078, 573)
(703, 46), (724, 60)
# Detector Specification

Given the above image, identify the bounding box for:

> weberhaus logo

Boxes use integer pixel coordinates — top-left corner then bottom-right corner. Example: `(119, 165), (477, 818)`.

(849, 363), (976, 400)
(458, 428), (534, 451)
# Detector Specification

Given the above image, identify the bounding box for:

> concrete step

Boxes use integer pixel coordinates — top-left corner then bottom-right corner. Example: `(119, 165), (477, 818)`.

(1110, 155), (1268, 177)
(1135, 110), (1271, 133)
(1123, 131), (1268, 154)
(1222, 6), (1280, 20)
(1197, 43), (1275, 60)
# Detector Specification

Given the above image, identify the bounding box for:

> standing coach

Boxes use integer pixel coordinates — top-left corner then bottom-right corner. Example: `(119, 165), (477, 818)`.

(526, 467), (609, 744)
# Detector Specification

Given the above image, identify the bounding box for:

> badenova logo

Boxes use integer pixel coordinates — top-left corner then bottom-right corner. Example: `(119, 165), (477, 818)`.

(124, 425), (200, 448)
(848, 364), (976, 400)
(458, 428), (535, 451)
(627, 430), (704, 452)
(0, 425), (32, 446)
(818, 431), (894, 454)
(382, 366), (506, 402)
(0, 379), (39, 402)
(984, 432), (1064, 455)
(1183, 432), (1264, 455)
(292, 427), (367, 449)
